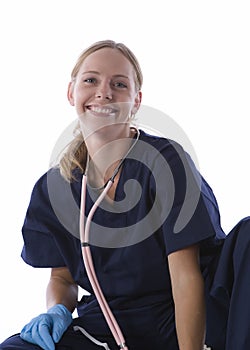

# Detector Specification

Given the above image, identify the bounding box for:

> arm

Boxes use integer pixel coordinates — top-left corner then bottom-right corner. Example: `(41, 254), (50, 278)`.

(168, 244), (205, 350)
(21, 267), (78, 349)
(46, 267), (78, 313)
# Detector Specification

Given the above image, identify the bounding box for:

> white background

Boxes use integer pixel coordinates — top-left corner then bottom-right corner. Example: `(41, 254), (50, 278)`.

(0, 0), (249, 340)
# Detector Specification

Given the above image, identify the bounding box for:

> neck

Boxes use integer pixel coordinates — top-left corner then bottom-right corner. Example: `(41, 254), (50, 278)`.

(82, 123), (137, 188)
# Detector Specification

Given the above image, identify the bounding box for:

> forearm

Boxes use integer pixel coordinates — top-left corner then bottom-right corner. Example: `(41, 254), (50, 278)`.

(174, 274), (205, 350)
(21, 271), (75, 349)
(46, 271), (78, 313)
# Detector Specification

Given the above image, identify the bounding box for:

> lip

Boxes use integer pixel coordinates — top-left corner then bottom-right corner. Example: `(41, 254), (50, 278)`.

(86, 105), (119, 117)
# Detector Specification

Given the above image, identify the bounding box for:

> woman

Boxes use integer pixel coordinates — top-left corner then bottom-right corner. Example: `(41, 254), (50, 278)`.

(1, 40), (250, 350)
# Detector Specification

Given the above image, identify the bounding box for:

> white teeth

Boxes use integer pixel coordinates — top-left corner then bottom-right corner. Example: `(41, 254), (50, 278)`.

(90, 106), (116, 115)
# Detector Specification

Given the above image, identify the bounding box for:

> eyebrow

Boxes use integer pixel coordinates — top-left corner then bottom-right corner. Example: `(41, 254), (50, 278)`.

(81, 71), (129, 79)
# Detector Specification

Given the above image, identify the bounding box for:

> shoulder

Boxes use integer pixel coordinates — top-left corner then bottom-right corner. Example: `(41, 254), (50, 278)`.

(139, 129), (186, 157)
(139, 129), (177, 148)
(138, 129), (194, 174)
(33, 166), (82, 189)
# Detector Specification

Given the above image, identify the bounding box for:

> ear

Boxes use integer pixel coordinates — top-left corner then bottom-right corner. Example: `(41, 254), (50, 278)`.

(132, 91), (142, 114)
(67, 81), (75, 106)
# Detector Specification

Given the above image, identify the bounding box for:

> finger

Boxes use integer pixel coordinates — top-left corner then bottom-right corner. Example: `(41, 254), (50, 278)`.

(31, 321), (54, 350)
(20, 319), (39, 343)
(51, 320), (65, 343)
(38, 322), (55, 350)
(20, 317), (38, 337)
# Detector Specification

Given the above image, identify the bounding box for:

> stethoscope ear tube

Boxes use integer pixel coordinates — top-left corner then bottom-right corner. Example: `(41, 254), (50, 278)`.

(80, 175), (128, 350)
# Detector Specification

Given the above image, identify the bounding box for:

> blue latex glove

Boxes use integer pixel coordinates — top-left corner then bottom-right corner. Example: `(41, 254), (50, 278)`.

(20, 304), (72, 350)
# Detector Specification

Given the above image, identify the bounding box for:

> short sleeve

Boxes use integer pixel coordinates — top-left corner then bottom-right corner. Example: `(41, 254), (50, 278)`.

(21, 168), (77, 267)
(154, 139), (225, 255)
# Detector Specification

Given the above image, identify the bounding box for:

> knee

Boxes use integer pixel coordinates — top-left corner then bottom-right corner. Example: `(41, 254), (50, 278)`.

(228, 216), (250, 242)
(240, 216), (250, 229)
(0, 334), (37, 350)
(228, 217), (250, 272)
(235, 216), (250, 242)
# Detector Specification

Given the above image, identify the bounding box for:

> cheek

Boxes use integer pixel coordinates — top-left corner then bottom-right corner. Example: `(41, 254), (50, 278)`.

(73, 90), (88, 109)
(74, 82), (89, 99)
(116, 101), (134, 121)
(72, 91), (86, 114)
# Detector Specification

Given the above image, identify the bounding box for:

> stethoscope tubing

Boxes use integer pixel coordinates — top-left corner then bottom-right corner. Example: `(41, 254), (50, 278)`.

(80, 174), (128, 349)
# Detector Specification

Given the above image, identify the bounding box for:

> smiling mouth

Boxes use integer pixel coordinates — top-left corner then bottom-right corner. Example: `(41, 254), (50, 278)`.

(86, 105), (118, 117)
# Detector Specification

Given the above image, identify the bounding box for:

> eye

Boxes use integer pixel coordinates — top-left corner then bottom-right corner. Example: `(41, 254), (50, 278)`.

(113, 81), (127, 89)
(83, 77), (97, 84)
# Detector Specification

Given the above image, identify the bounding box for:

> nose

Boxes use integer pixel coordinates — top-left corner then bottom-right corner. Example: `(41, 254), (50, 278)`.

(95, 82), (112, 100)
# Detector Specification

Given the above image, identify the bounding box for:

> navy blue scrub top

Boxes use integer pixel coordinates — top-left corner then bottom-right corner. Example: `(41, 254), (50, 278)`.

(21, 130), (226, 339)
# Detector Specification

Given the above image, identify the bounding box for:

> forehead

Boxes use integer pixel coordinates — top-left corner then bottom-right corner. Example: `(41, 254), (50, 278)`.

(79, 48), (135, 77)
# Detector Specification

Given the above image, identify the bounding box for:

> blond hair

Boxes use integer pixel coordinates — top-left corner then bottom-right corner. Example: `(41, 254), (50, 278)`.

(58, 40), (143, 182)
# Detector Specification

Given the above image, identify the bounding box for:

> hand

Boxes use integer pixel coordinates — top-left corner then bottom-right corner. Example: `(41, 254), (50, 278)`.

(20, 304), (72, 350)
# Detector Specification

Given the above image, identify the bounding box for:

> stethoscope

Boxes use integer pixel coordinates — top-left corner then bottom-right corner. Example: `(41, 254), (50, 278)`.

(78, 128), (140, 350)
